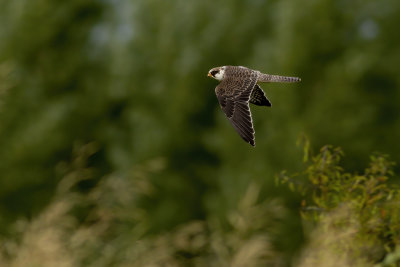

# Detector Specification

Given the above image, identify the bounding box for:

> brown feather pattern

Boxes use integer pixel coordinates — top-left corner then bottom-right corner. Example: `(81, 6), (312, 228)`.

(215, 66), (258, 146)
(211, 65), (301, 146)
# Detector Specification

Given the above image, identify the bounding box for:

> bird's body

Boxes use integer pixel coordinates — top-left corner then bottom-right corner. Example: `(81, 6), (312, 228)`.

(208, 66), (300, 146)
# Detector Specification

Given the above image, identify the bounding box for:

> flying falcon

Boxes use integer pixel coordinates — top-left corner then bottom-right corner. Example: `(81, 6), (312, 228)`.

(208, 66), (301, 146)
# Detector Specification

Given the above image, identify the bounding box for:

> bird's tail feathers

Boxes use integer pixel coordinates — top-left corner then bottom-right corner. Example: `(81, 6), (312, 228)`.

(258, 73), (301, 83)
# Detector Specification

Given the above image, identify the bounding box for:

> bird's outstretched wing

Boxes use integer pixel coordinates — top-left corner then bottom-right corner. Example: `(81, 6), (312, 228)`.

(215, 74), (258, 146)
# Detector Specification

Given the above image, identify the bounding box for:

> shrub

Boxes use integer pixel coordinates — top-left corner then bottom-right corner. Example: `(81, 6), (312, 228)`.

(277, 140), (400, 266)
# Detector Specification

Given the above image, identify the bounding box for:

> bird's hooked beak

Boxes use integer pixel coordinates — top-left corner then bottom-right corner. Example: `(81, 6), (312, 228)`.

(207, 73), (212, 77)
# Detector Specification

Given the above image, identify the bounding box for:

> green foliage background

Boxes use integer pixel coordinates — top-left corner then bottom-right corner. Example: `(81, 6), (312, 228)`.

(0, 0), (399, 266)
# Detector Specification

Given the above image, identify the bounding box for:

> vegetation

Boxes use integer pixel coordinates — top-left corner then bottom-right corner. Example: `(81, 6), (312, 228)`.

(0, 143), (399, 266)
(278, 141), (400, 266)
(0, 0), (399, 266)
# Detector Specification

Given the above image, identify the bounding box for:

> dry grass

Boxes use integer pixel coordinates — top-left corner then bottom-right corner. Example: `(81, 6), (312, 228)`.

(0, 144), (285, 266)
(296, 205), (373, 267)
(0, 144), (397, 266)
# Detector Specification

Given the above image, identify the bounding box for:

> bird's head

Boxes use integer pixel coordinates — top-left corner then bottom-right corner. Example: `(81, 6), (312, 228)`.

(207, 66), (225, 81)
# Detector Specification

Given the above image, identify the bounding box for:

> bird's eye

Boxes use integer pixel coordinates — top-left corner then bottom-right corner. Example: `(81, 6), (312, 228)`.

(211, 70), (219, 76)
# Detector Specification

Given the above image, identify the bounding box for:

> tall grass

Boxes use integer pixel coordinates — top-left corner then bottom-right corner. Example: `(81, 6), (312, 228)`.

(1, 142), (399, 266)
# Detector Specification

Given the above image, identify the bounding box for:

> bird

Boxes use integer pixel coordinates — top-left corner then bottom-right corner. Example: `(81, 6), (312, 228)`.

(208, 65), (301, 146)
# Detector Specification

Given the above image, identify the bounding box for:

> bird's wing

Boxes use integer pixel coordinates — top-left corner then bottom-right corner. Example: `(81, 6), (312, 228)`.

(215, 75), (258, 146)
(250, 84), (271, 107)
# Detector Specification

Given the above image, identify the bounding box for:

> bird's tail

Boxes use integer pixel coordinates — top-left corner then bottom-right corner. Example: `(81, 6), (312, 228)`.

(258, 73), (301, 83)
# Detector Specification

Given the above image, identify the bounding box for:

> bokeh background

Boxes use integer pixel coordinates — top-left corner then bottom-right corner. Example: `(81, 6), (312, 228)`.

(0, 0), (399, 266)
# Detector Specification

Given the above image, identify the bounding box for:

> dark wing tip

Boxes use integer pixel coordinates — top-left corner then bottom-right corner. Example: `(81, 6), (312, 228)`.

(250, 85), (272, 107)
(241, 134), (255, 146)
(255, 97), (271, 107)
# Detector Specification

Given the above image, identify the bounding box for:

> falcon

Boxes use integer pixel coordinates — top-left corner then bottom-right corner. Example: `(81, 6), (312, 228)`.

(208, 65), (301, 146)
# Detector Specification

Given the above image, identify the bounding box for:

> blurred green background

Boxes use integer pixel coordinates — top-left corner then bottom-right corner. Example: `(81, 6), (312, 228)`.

(0, 0), (399, 265)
